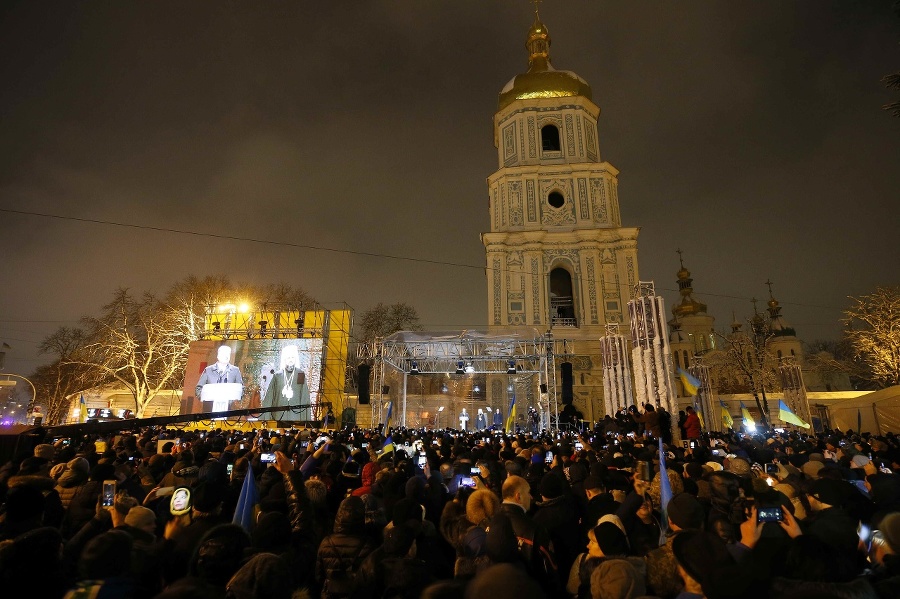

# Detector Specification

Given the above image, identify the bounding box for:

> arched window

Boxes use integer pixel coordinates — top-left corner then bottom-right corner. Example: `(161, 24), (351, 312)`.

(541, 124), (561, 151)
(549, 267), (576, 326)
(683, 351), (689, 367)
(674, 352), (681, 369)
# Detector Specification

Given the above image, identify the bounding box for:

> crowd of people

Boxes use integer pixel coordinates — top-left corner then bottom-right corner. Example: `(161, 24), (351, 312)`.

(1, 409), (899, 599)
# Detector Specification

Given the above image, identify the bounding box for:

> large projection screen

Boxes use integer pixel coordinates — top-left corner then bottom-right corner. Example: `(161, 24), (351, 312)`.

(182, 338), (324, 421)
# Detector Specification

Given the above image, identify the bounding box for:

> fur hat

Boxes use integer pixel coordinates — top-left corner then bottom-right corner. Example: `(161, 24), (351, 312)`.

(466, 489), (500, 527)
(726, 457), (752, 477)
(802, 460), (826, 479)
(592, 521), (629, 556)
(667, 492), (705, 530)
(124, 506), (156, 532)
(539, 473), (565, 499)
(809, 478), (850, 507)
(33, 444), (55, 461)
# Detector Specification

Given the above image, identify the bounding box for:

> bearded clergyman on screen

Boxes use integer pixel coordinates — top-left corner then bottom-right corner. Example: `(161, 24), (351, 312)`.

(263, 344), (311, 421)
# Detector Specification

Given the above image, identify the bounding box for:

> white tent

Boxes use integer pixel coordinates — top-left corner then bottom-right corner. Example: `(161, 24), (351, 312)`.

(826, 385), (900, 434)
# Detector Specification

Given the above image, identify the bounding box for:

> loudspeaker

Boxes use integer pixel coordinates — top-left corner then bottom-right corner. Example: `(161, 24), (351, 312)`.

(540, 383), (548, 394)
(561, 362), (574, 404)
(357, 364), (370, 404)
(382, 386), (390, 395)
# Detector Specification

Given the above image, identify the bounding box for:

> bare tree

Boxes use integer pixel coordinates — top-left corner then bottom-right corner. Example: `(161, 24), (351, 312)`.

(58, 276), (316, 418)
(72, 289), (194, 418)
(359, 302), (423, 344)
(843, 285), (900, 389)
(31, 327), (92, 424)
(712, 315), (778, 428)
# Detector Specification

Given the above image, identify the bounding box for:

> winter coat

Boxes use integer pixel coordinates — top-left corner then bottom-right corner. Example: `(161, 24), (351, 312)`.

(57, 479), (101, 539)
(315, 496), (375, 587)
(6, 474), (64, 529)
(534, 493), (581, 585)
(499, 501), (559, 595)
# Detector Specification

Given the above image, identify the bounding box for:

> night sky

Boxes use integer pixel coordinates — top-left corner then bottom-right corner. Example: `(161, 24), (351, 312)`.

(1, 1), (898, 375)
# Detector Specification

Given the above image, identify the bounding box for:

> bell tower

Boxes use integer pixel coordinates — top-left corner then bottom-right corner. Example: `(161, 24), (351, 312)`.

(482, 10), (640, 418)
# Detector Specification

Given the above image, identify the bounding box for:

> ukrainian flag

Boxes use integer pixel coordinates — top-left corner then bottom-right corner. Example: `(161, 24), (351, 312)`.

(79, 394), (88, 423)
(233, 464), (260, 532)
(678, 368), (701, 396)
(505, 395), (516, 433)
(384, 401), (393, 432)
(740, 402), (755, 428)
(778, 400), (810, 429)
(380, 435), (394, 455)
(720, 401), (733, 428)
(693, 399), (705, 429)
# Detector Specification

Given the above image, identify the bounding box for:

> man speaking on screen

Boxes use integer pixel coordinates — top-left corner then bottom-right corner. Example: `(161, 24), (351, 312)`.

(195, 345), (244, 411)
(263, 344), (311, 421)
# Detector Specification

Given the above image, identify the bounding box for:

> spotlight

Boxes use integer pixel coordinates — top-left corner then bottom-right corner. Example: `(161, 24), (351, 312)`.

(465, 362), (475, 374)
(441, 383), (448, 393)
(295, 318), (304, 337)
(258, 320), (268, 337)
(456, 361), (465, 375)
(507, 360), (516, 374)
(212, 321), (221, 332)
(473, 384), (480, 393)
(410, 361), (420, 375)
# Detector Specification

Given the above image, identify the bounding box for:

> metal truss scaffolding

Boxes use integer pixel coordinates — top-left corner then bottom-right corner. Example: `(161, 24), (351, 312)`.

(357, 331), (563, 433)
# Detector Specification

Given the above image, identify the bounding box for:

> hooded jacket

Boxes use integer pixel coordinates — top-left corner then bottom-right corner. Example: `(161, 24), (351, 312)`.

(315, 496), (375, 585)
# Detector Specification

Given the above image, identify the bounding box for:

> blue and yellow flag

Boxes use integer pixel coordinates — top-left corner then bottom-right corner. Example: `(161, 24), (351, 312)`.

(79, 394), (88, 423)
(658, 437), (673, 546)
(505, 395), (516, 433)
(678, 368), (701, 396)
(233, 465), (260, 532)
(693, 399), (705, 429)
(740, 402), (755, 428)
(720, 401), (733, 428)
(380, 435), (394, 455)
(384, 401), (393, 432)
(778, 400), (810, 429)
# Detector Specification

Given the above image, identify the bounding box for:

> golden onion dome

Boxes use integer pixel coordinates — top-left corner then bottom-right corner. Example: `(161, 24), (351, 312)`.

(498, 16), (593, 111)
(677, 267), (691, 280)
(673, 297), (708, 318)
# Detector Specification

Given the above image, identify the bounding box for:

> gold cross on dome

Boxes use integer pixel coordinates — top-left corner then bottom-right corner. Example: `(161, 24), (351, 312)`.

(676, 248), (684, 268)
(532, 0), (542, 18)
(765, 278), (774, 298)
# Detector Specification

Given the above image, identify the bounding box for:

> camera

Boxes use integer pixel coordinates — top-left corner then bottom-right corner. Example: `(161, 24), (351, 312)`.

(545, 451), (553, 464)
(460, 477), (476, 488)
(765, 463), (779, 475)
(757, 506), (784, 523)
(471, 466), (481, 475)
(260, 453), (276, 463)
(636, 461), (653, 482)
(101, 480), (116, 507)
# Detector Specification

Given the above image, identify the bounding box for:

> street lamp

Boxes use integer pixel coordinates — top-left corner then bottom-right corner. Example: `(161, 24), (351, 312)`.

(0, 374), (37, 423)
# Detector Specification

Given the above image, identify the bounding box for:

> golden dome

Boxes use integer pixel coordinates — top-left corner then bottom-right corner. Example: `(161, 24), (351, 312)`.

(498, 16), (593, 111)
(673, 297), (708, 318)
